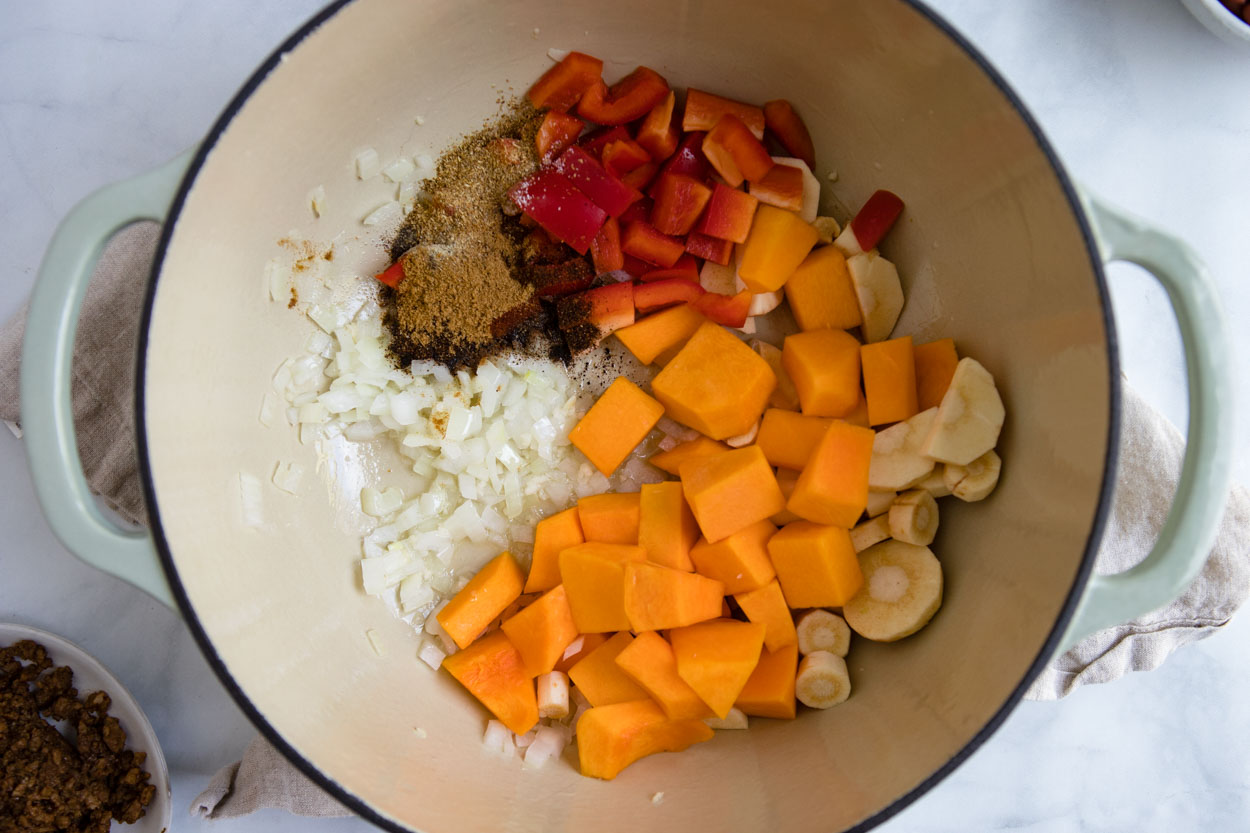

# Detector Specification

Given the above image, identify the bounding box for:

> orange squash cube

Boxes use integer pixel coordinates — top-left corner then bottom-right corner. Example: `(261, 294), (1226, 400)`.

(614, 303), (707, 365)
(913, 337), (959, 411)
(787, 421), (875, 527)
(679, 446), (786, 543)
(860, 336), (919, 426)
(441, 631), (539, 734)
(577, 699), (714, 780)
(623, 561), (724, 631)
(649, 435), (729, 476)
(637, 482), (700, 570)
(558, 543), (647, 633)
(734, 579), (798, 652)
(781, 329), (863, 418)
(737, 205), (821, 293)
(767, 522), (864, 607)
(568, 631), (650, 706)
(755, 408), (835, 470)
(735, 643), (798, 719)
(554, 632), (608, 673)
(615, 631), (714, 720)
(771, 468), (802, 526)
(688, 519), (777, 594)
(651, 321), (776, 439)
(436, 551), (525, 649)
(669, 619), (767, 718)
(843, 389), (871, 428)
(578, 492), (641, 544)
(785, 246), (863, 331)
(569, 377), (665, 475)
(524, 507), (584, 593)
(500, 584), (581, 678)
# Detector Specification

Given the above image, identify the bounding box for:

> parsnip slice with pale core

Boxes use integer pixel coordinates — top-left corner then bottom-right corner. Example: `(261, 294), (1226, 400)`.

(846, 251), (903, 342)
(944, 449), (1002, 501)
(921, 358), (1004, 465)
(868, 407), (937, 490)
(843, 540), (943, 642)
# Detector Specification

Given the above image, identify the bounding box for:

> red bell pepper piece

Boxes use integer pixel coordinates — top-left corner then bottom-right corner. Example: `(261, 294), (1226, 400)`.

(528, 52), (604, 112)
(685, 231), (733, 265)
(579, 125), (629, 160)
(748, 162), (804, 211)
(508, 169), (607, 255)
(577, 66), (670, 126)
(694, 290), (752, 328)
(696, 184), (759, 243)
(762, 100), (816, 170)
(525, 259), (595, 297)
(649, 132), (710, 198)
(556, 282), (636, 352)
(601, 138), (651, 179)
(554, 146), (642, 218)
(640, 254), (700, 282)
(620, 161), (659, 191)
(621, 255), (653, 278)
(683, 89), (766, 139)
(703, 115), (775, 186)
(632, 278), (705, 313)
(621, 220), (686, 268)
(536, 110), (585, 163)
(618, 196), (654, 226)
(650, 173), (713, 237)
(849, 190), (905, 251)
(635, 91), (679, 161)
(375, 260), (405, 288)
(590, 217), (624, 274)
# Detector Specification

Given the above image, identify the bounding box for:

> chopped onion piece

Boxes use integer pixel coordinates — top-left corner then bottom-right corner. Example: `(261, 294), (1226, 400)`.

(308, 185), (326, 217)
(365, 629), (385, 657)
(362, 201), (403, 227)
(354, 147), (381, 179)
(382, 157), (417, 182)
(272, 461), (304, 494)
(418, 640), (446, 670)
(482, 720), (512, 755)
(239, 472), (264, 528)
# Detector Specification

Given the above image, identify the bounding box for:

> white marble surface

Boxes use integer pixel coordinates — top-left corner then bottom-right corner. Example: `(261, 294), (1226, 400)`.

(1, 1), (1247, 830)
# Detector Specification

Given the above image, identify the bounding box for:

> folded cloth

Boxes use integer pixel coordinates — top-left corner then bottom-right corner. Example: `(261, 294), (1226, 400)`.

(1, 224), (1246, 817)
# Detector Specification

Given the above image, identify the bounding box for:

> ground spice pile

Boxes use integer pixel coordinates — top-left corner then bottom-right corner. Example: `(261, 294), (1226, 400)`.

(0, 640), (155, 833)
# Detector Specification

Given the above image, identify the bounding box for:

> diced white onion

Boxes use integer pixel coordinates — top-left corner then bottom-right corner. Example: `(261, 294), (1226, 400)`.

(362, 201), (403, 227)
(418, 640), (446, 670)
(308, 185), (326, 217)
(483, 720), (513, 755)
(354, 147), (381, 179)
(239, 472), (264, 528)
(382, 157), (417, 183)
(272, 461), (304, 494)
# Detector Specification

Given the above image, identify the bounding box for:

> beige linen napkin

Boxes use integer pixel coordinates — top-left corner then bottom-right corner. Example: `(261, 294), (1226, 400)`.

(1, 223), (1246, 818)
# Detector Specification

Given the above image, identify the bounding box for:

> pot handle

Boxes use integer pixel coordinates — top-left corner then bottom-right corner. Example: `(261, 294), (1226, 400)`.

(19, 150), (194, 610)
(1058, 190), (1234, 653)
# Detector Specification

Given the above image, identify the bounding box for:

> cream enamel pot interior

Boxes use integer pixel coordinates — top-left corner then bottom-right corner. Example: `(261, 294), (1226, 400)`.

(20, 1), (1234, 831)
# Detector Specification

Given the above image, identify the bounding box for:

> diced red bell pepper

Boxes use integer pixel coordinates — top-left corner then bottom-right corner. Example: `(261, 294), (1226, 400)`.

(635, 91), (679, 161)
(590, 217), (624, 274)
(556, 281), (636, 352)
(640, 254), (700, 282)
(528, 52), (604, 112)
(650, 173), (713, 237)
(536, 110), (585, 163)
(579, 125), (629, 160)
(375, 260), (405, 288)
(649, 132), (710, 198)
(762, 99), (816, 170)
(849, 190), (905, 251)
(703, 115), (775, 186)
(577, 66), (670, 125)
(508, 169), (607, 255)
(524, 259), (596, 297)
(554, 146), (642, 218)
(601, 138), (651, 179)
(683, 89), (766, 139)
(620, 161), (659, 191)
(748, 162), (804, 211)
(618, 196), (654, 226)
(621, 220), (686, 268)
(685, 231), (733, 265)
(633, 278), (705, 313)
(694, 290), (752, 327)
(621, 255), (653, 278)
(696, 183), (759, 243)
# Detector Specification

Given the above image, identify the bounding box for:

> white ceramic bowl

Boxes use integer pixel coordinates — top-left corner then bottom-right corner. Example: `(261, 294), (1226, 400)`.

(1180, 0), (1250, 45)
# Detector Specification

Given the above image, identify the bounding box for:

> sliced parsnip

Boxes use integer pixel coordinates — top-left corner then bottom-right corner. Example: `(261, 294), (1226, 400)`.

(944, 449), (1002, 502)
(704, 707), (749, 730)
(749, 339), (801, 411)
(846, 251), (903, 342)
(921, 358), (1004, 465)
(887, 489), (939, 546)
(868, 408), (938, 490)
(849, 514), (891, 553)
(795, 609), (851, 657)
(912, 466), (951, 498)
(843, 540), (943, 642)
(813, 216), (842, 244)
(865, 489), (896, 518)
(795, 651), (851, 708)
(725, 420), (761, 448)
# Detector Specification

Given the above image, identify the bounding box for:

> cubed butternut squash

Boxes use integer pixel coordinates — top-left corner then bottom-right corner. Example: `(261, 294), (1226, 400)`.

(755, 408), (834, 470)
(559, 543), (648, 633)
(500, 584), (580, 677)
(615, 631), (714, 720)
(578, 492), (641, 544)
(637, 481), (699, 570)
(624, 561), (723, 632)
(649, 435), (729, 476)
(737, 205), (821, 293)
(679, 446), (786, 543)
(441, 630), (538, 734)
(767, 522), (864, 607)
(615, 303), (707, 365)
(569, 377), (665, 475)
(688, 519), (777, 594)
(860, 336), (918, 426)
(554, 632), (608, 673)
(734, 643), (798, 719)
(568, 631), (650, 706)
(670, 619), (767, 718)
(785, 246), (863, 331)
(734, 579), (798, 651)
(771, 468), (802, 525)
(781, 329), (862, 418)
(913, 337), (959, 411)
(436, 551), (525, 649)
(651, 321), (776, 439)
(525, 507), (584, 593)
(577, 699), (714, 780)
(787, 421), (875, 527)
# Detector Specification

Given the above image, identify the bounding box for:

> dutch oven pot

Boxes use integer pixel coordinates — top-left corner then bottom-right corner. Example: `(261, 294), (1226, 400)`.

(20, 1), (1233, 831)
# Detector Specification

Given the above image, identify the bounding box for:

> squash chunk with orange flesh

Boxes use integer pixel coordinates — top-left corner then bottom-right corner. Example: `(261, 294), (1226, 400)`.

(623, 561), (724, 631)
(670, 619), (766, 717)
(615, 303), (707, 365)
(436, 552), (525, 649)
(786, 246), (863, 331)
(781, 328), (863, 418)
(568, 632), (650, 706)
(755, 408), (834, 470)
(569, 377), (665, 475)
(913, 337), (959, 411)
(737, 205), (821, 293)
(651, 321), (776, 439)
(787, 421), (875, 527)
(578, 492), (641, 544)
(554, 632), (607, 673)
(767, 522), (864, 608)
(559, 543), (647, 633)
(577, 699), (714, 780)
(637, 481), (700, 570)
(525, 507), (584, 593)
(441, 631), (538, 734)
(735, 643), (798, 719)
(615, 631), (713, 720)
(861, 336), (918, 426)
(500, 584), (580, 677)
(771, 468), (802, 526)
(734, 579), (797, 651)
(679, 446), (785, 543)
(688, 519), (777, 594)
(649, 435), (729, 476)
